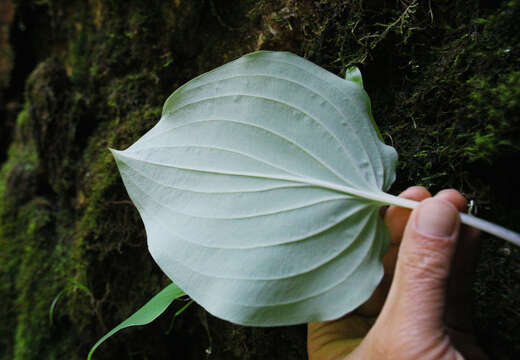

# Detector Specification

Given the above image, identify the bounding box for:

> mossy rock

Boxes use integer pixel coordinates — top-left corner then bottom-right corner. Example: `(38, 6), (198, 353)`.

(26, 59), (92, 200)
(0, 1), (519, 359)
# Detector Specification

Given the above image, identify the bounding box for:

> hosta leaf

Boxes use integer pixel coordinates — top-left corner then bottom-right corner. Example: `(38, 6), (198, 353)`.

(112, 51), (398, 326)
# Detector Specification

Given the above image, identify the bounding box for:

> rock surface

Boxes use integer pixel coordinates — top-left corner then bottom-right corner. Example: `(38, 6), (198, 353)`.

(0, 1), (519, 359)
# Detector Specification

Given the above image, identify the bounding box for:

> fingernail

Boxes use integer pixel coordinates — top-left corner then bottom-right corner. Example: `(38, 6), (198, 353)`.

(416, 198), (459, 238)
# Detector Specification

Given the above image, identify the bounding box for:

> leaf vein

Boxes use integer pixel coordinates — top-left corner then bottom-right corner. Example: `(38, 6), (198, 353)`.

(135, 117), (358, 188)
(123, 170), (350, 220)
(164, 70), (381, 187)
(146, 205), (373, 281)
(132, 144), (303, 179)
(147, 211), (380, 307)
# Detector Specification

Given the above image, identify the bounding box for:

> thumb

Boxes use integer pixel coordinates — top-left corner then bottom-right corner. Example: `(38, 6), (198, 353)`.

(388, 197), (461, 331)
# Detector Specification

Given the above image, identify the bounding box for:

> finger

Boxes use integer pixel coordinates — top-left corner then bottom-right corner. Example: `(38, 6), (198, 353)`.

(434, 190), (481, 333)
(383, 197), (461, 333)
(383, 186), (432, 275)
(384, 186), (432, 245)
(355, 186), (431, 316)
(307, 315), (373, 360)
(435, 189), (467, 211)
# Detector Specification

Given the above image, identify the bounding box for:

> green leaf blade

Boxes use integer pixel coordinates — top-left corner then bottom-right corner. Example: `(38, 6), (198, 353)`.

(345, 66), (364, 87)
(87, 283), (184, 360)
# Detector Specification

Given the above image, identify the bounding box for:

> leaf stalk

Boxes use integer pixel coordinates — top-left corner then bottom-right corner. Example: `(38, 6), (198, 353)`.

(299, 177), (520, 246)
(373, 192), (520, 247)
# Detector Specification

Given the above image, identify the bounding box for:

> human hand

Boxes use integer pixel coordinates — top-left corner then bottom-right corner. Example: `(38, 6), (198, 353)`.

(307, 187), (487, 360)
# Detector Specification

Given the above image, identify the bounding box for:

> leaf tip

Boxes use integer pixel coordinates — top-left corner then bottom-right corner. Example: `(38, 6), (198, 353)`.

(345, 66), (364, 88)
(108, 148), (124, 160)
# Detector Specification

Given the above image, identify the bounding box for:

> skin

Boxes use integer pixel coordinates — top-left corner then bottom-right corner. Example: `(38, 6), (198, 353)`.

(307, 187), (488, 360)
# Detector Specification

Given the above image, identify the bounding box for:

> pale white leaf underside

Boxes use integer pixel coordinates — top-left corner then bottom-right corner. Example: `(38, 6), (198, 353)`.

(113, 51), (398, 326)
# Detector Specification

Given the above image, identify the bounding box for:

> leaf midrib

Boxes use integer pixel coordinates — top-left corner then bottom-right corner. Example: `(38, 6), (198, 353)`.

(114, 149), (393, 208)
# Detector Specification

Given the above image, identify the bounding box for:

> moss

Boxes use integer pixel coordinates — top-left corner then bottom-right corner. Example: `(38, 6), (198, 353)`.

(64, 66), (174, 358)
(0, 104), (85, 359)
(0, 106), (38, 358)
(12, 198), (56, 359)
(1, 0), (520, 359)
(0, 192), (87, 360)
(25, 59), (93, 201)
(462, 71), (520, 162)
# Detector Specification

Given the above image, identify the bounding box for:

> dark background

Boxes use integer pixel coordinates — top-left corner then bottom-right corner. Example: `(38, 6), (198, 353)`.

(1, 0), (519, 359)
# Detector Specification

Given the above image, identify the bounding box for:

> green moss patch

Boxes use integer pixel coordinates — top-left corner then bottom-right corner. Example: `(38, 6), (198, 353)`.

(0, 1), (519, 359)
